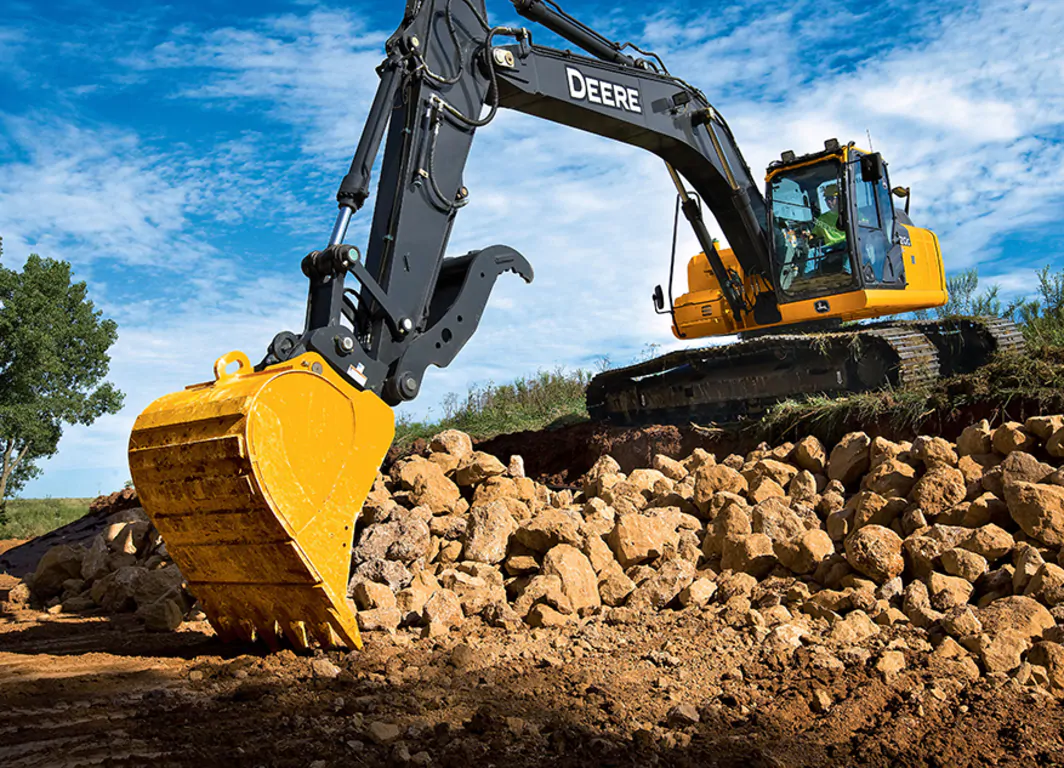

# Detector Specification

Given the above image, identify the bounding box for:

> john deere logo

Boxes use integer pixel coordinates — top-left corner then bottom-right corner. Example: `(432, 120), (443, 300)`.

(814, 300), (830, 313)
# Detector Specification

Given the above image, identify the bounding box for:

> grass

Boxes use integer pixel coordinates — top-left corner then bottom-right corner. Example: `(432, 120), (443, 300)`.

(757, 347), (1064, 447)
(0, 498), (93, 540)
(393, 368), (592, 451)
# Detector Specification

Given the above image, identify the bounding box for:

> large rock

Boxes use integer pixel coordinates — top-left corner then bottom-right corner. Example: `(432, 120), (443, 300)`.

(992, 422), (1037, 455)
(1024, 563), (1064, 607)
(751, 497), (805, 543)
(910, 435), (958, 467)
(793, 436), (826, 474)
(429, 429), (474, 459)
(30, 545), (84, 599)
(692, 465), (748, 513)
(927, 571), (974, 610)
(80, 536), (110, 583)
(353, 508), (431, 565)
(514, 508), (582, 553)
(90, 566), (148, 612)
(597, 560), (636, 607)
(721, 533), (776, 578)
(957, 420), (992, 457)
(395, 458), (463, 515)
(455, 451), (508, 487)
(136, 598), (184, 631)
(608, 513), (673, 568)
(775, 529), (834, 575)
(862, 459), (917, 498)
(827, 432), (871, 487)
(909, 465), (966, 516)
(1028, 642), (1064, 690)
(940, 548), (987, 583)
(626, 558), (696, 611)
(463, 501), (517, 564)
(133, 564), (185, 608)
(421, 589), (464, 635)
(513, 574), (573, 616)
(844, 525), (904, 583)
(978, 595), (1054, 641)
(1004, 481), (1064, 546)
(542, 545), (600, 614)
(960, 524), (1014, 561)
(701, 504), (751, 558)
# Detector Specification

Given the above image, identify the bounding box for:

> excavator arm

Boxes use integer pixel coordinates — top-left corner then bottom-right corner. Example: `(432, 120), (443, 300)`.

(268, 0), (776, 406)
(127, 0), (776, 650)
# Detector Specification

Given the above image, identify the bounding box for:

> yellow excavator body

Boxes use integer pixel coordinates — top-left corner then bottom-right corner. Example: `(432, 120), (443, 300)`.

(128, 350), (394, 649)
(671, 228), (947, 339)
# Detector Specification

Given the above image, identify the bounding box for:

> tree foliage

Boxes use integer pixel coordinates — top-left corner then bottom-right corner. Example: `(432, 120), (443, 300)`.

(0, 236), (124, 499)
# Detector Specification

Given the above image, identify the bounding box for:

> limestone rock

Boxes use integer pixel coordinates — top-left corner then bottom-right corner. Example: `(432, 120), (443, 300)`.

(678, 577), (717, 608)
(513, 574), (573, 617)
(542, 544), (600, 614)
(993, 422), (1037, 455)
(911, 435), (958, 467)
(827, 432), (871, 487)
(845, 525), (904, 583)
(136, 598), (184, 632)
(514, 508), (582, 553)
(31, 545), (84, 599)
(702, 504), (751, 558)
(1025, 563), (1064, 606)
(940, 548), (988, 583)
(357, 607), (402, 633)
(598, 560), (636, 607)
(653, 454), (688, 482)
(862, 459), (917, 498)
(979, 595), (1054, 641)
(975, 630), (1028, 673)
(775, 529), (834, 575)
(353, 581), (397, 612)
(957, 419), (993, 457)
(421, 589), (464, 634)
(1005, 480), (1064, 546)
(526, 603), (572, 628)
(455, 451), (507, 486)
(1028, 642), (1064, 690)
(830, 610), (879, 644)
(626, 558), (696, 610)
(608, 513), (673, 568)
(942, 605), (982, 638)
(463, 501), (517, 564)
(751, 497), (805, 543)
(395, 458), (463, 515)
(430, 429), (473, 459)
(960, 524), (1014, 561)
(721, 533), (776, 578)
(927, 572), (974, 610)
(794, 436), (827, 474)
(909, 465), (966, 517)
(90, 566), (147, 612)
(80, 536), (110, 583)
(693, 465), (748, 513)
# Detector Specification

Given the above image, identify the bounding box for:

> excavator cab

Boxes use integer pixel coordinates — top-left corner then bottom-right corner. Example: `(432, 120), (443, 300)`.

(669, 141), (949, 340)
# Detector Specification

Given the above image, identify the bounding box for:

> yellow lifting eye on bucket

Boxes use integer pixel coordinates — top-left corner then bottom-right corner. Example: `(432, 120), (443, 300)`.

(128, 351), (395, 650)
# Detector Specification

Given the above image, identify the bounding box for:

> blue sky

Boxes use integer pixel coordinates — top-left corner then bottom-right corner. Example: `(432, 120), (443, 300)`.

(2, 0), (1063, 497)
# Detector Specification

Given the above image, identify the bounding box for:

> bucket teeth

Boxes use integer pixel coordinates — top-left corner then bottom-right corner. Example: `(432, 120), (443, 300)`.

(128, 351), (394, 651)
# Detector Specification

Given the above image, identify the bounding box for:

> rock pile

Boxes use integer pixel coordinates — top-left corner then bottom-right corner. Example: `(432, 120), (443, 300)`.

(10, 501), (198, 631)
(12, 416), (1064, 694)
(348, 419), (1064, 691)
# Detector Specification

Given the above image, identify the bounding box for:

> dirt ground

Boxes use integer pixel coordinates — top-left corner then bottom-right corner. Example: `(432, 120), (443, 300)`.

(3, 587), (1064, 768)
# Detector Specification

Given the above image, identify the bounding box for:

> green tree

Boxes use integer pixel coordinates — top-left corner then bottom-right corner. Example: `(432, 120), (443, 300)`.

(0, 236), (124, 501)
(933, 267), (1018, 319)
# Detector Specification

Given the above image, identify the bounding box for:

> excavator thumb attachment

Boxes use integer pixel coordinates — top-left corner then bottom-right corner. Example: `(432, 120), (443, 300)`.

(127, 350), (394, 650)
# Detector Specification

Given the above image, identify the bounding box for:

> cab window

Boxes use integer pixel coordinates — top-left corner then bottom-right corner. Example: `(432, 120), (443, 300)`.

(768, 160), (856, 301)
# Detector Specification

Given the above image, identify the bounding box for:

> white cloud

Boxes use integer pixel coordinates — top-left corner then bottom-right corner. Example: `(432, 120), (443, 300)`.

(14, 0), (1064, 496)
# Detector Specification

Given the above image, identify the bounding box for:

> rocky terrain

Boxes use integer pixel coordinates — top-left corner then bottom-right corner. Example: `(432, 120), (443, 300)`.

(6, 416), (1064, 765)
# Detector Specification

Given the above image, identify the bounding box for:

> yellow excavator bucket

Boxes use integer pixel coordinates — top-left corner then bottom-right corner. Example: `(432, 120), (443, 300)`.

(128, 350), (394, 650)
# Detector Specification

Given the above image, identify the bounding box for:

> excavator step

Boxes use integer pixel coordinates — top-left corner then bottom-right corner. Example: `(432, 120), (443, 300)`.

(128, 351), (394, 650)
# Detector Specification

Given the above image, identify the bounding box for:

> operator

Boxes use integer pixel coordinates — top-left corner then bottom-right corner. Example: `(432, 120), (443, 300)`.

(812, 183), (846, 248)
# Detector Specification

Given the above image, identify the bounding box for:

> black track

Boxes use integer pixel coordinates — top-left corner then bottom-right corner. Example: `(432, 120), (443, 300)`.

(585, 317), (1025, 426)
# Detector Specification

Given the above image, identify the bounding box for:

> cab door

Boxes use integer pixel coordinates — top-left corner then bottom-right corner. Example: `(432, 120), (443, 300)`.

(849, 151), (906, 288)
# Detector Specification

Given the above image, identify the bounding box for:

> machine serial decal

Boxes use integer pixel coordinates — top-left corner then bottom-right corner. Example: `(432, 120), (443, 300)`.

(566, 66), (642, 114)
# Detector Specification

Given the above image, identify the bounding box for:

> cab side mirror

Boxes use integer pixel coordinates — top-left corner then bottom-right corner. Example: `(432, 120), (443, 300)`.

(860, 153), (884, 182)
(652, 284), (666, 312)
(891, 186), (911, 215)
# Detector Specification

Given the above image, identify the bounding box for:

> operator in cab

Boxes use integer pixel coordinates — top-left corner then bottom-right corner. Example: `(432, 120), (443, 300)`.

(813, 183), (846, 248)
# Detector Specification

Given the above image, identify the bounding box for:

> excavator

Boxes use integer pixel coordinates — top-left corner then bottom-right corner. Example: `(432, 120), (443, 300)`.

(127, 0), (1023, 649)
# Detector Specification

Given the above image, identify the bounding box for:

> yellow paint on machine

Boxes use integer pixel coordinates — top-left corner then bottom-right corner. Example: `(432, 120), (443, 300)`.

(671, 225), (948, 339)
(128, 350), (394, 650)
